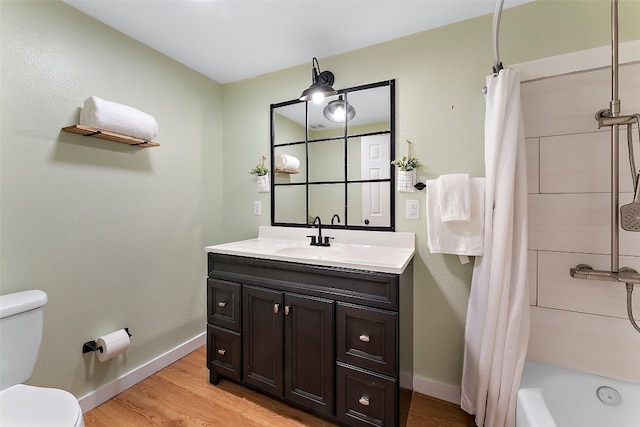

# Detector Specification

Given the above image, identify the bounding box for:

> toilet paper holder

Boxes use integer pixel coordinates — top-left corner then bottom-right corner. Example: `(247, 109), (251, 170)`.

(82, 328), (131, 354)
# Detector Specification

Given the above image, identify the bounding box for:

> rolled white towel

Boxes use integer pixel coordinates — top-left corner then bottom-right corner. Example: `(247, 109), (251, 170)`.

(275, 154), (300, 171)
(79, 96), (158, 141)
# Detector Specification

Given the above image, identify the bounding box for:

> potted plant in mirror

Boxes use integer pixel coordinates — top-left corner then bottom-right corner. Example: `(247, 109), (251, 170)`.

(249, 163), (270, 193)
(391, 155), (422, 192)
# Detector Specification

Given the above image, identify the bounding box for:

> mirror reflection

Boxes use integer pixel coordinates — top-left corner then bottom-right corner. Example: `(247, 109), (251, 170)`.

(273, 185), (306, 224)
(271, 80), (395, 230)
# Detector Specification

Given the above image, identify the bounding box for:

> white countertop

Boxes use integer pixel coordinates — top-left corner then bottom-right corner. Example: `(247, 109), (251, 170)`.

(205, 226), (415, 274)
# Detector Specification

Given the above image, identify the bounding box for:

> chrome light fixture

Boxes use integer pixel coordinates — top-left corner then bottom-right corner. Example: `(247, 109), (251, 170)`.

(299, 57), (337, 104)
(323, 95), (356, 122)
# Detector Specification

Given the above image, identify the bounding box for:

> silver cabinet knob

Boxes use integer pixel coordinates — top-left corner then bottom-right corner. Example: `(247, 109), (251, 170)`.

(285, 305), (290, 316)
(359, 334), (370, 343)
(217, 349), (226, 355)
(358, 396), (370, 406)
(274, 303), (279, 314)
(218, 301), (227, 307)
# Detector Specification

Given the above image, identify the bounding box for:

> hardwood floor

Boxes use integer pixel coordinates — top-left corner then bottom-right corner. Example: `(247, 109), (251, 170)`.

(84, 346), (475, 427)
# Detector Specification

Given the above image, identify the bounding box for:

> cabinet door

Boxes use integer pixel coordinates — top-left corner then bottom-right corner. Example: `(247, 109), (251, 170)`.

(284, 293), (335, 416)
(242, 285), (284, 397)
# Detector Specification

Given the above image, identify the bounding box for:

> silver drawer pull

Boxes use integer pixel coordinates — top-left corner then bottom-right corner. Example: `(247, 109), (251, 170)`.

(218, 301), (227, 307)
(217, 349), (226, 356)
(359, 334), (370, 343)
(358, 396), (370, 406)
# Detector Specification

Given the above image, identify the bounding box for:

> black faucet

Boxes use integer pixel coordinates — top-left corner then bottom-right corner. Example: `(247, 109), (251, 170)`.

(307, 216), (333, 246)
(331, 214), (341, 225)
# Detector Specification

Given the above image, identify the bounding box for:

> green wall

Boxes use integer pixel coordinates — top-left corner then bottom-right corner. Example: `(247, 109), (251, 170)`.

(221, 0), (640, 389)
(1, 1), (223, 397)
(1, 0), (639, 403)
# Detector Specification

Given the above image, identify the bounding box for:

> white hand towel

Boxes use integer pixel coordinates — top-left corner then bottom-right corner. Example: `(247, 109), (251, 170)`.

(426, 177), (485, 256)
(80, 96), (158, 141)
(439, 174), (471, 222)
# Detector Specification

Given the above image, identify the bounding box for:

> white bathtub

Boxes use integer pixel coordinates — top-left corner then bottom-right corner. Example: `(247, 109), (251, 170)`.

(517, 361), (640, 427)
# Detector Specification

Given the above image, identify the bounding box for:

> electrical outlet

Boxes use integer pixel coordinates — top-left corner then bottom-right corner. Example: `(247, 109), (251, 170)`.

(253, 201), (261, 215)
(406, 199), (419, 220)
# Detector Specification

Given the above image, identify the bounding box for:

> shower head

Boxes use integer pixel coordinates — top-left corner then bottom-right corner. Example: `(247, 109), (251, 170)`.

(620, 174), (640, 232)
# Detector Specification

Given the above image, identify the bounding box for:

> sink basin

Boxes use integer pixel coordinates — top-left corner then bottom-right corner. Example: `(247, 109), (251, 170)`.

(205, 226), (415, 274)
(275, 246), (340, 259)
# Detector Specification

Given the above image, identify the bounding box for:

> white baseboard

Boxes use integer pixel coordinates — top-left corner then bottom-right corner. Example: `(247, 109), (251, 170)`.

(77, 333), (463, 412)
(78, 332), (206, 413)
(412, 374), (461, 406)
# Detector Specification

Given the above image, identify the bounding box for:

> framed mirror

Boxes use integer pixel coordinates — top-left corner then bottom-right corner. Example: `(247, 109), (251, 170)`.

(271, 80), (395, 231)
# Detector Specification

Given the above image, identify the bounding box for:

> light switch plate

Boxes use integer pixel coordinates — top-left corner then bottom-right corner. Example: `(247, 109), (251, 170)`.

(406, 199), (419, 220)
(253, 201), (262, 215)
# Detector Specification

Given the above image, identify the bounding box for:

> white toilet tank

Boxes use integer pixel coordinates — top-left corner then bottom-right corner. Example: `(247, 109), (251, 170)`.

(0, 290), (48, 391)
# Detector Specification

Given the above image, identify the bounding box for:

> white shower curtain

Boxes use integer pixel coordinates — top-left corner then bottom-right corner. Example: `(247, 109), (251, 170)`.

(460, 68), (530, 427)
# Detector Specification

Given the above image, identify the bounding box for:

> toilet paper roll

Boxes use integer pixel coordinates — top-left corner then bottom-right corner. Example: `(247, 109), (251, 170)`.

(96, 329), (130, 362)
(275, 154), (300, 171)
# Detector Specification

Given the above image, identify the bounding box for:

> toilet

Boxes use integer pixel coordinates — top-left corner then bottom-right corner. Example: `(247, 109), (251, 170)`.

(0, 290), (85, 426)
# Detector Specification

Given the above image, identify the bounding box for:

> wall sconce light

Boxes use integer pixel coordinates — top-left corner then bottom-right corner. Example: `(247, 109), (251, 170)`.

(299, 57), (337, 104)
(323, 95), (356, 122)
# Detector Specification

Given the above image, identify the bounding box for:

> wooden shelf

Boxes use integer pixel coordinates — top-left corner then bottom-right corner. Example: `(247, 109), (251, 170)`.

(61, 125), (160, 147)
(275, 167), (299, 174)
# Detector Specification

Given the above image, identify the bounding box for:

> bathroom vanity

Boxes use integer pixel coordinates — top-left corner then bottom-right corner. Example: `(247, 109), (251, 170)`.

(205, 227), (414, 426)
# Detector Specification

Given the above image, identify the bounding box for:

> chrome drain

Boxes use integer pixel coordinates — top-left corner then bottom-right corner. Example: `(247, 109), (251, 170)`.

(596, 386), (622, 407)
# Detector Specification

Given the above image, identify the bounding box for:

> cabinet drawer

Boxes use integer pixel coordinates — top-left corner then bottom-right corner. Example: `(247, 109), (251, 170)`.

(207, 325), (241, 381)
(208, 279), (241, 332)
(337, 303), (397, 377)
(336, 363), (396, 427)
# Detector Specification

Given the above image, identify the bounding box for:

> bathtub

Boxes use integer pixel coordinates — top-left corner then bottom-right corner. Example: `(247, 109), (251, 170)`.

(517, 361), (640, 427)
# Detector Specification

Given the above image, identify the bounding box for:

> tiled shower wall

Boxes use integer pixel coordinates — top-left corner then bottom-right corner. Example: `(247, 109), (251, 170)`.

(520, 61), (640, 382)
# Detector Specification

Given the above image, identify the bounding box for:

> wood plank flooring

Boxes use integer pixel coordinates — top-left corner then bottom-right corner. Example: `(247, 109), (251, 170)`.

(84, 346), (475, 426)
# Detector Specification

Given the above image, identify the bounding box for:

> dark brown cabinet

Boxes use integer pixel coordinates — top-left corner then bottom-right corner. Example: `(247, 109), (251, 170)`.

(206, 253), (413, 426)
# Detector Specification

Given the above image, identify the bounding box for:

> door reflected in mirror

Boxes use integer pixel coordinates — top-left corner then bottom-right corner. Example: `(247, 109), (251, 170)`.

(271, 80), (395, 230)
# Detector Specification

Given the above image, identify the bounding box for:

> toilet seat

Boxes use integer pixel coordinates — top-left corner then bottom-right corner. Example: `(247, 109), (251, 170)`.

(0, 384), (84, 426)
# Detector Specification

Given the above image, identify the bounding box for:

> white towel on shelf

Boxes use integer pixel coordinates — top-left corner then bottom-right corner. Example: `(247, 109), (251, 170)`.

(275, 154), (300, 171)
(439, 173), (471, 222)
(80, 96), (158, 141)
(426, 177), (485, 258)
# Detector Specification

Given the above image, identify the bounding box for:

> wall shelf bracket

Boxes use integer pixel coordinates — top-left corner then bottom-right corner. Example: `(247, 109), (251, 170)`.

(62, 125), (160, 147)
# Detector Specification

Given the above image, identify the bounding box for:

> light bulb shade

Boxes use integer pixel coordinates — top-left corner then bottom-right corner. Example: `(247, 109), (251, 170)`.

(323, 95), (356, 122)
(299, 58), (337, 102)
(300, 84), (336, 103)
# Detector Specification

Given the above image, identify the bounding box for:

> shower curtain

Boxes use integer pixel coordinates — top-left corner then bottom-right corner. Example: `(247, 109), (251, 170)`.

(460, 68), (530, 427)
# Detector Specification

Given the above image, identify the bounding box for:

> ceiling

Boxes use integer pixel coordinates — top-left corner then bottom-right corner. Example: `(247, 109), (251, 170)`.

(63, 0), (534, 84)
